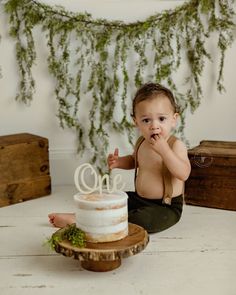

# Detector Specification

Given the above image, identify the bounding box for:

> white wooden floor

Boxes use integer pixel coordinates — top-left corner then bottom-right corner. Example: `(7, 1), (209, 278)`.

(0, 186), (236, 295)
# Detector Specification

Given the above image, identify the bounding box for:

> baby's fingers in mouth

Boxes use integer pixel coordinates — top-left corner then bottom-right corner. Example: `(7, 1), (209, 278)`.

(151, 134), (159, 139)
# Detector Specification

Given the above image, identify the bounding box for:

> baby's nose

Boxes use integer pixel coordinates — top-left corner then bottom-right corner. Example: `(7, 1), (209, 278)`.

(151, 122), (160, 130)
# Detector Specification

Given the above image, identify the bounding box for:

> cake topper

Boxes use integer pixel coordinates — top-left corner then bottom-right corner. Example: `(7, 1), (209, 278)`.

(74, 163), (125, 194)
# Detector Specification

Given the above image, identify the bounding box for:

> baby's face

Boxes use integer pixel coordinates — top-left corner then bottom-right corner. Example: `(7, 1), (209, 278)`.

(133, 95), (178, 140)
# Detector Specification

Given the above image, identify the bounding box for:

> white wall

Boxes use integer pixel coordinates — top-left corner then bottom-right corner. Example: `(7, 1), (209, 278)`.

(0, 0), (235, 188)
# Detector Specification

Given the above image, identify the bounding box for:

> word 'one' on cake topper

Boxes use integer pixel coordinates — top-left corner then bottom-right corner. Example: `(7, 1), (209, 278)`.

(74, 163), (125, 194)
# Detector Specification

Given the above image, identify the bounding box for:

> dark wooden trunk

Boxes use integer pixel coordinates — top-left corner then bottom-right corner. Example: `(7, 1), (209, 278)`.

(185, 140), (236, 211)
(0, 133), (51, 207)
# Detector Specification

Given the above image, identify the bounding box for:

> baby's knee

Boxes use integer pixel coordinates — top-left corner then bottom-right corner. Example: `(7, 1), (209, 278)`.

(128, 208), (158, 233)
(128, 207), (181, 233)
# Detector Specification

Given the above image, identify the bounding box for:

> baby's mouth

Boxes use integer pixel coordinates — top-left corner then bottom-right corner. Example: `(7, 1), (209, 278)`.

(151, 133), (159, 139)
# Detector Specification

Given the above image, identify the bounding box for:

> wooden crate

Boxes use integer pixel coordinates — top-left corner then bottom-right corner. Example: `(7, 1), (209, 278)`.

(0, 133), (51, 207)
(185, 140), (236, 211)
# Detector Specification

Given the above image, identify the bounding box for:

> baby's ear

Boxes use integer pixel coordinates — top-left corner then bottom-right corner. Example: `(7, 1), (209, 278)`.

(172, 113), (179, 127)
(174, 113), (179, 120)
(132, 116), (138, 127)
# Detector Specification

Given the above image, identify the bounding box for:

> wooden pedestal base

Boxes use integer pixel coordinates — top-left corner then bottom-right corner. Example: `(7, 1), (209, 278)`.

(52, 223), (149, 272)
(81, 259), (121, 272)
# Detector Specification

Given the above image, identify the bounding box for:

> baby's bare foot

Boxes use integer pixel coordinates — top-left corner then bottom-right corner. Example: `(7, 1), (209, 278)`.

(48, 213), (76, 228)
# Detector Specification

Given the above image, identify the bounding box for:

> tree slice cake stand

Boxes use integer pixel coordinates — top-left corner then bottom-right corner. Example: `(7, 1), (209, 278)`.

(52, 223), (149, 272)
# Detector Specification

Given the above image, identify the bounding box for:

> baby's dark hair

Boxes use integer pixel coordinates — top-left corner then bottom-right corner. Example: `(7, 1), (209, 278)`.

(132, 82), (179, 117)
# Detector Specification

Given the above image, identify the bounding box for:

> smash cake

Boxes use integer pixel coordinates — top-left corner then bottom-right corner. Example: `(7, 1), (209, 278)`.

(73, 163), (128, 243)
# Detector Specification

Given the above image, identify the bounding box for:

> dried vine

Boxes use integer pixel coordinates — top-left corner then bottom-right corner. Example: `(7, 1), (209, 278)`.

(3, 0), (236, 172)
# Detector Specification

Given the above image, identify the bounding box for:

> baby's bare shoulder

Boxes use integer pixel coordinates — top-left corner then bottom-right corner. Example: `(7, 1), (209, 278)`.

(172, 138), (188, 155)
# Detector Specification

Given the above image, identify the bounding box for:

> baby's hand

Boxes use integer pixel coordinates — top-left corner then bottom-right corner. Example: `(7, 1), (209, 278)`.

(149, 134), (168, 156)
(107, 148), (119, 170)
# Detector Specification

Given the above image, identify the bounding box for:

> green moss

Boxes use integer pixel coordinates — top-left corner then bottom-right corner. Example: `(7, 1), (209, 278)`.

(45, 224), (86, 250)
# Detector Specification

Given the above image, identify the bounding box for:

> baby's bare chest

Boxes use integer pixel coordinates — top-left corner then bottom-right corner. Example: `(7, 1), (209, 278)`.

(137, 142), (162, 170)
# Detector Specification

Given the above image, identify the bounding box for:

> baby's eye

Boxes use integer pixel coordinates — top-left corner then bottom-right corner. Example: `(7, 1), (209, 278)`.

(159, 116), (166, 122)
(142, 118), (150, 123)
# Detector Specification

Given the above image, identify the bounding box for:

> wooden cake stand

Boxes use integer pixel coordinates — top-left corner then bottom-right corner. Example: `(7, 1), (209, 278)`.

(52, 223), (149, 272)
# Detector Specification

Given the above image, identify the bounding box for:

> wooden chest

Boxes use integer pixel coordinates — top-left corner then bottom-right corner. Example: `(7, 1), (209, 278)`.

(0, 133), (51, 207)
(185, 140), (236, 211)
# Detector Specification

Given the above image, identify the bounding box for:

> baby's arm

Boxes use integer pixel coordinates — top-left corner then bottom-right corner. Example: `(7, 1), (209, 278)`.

(161, 140), (191, 181)
(150, 136), (191, 181)
(107, 148), (135, 170)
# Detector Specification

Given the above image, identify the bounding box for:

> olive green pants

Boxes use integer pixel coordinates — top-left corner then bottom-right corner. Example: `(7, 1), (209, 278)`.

(127, 191), (183, 233)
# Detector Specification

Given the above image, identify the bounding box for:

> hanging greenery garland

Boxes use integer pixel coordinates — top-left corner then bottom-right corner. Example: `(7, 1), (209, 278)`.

(3, 0), (236, 173)
(0, 33), (2, 78)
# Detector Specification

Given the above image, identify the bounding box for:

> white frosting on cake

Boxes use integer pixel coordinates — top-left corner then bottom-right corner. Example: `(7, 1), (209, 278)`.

(74, 190), (128, 243)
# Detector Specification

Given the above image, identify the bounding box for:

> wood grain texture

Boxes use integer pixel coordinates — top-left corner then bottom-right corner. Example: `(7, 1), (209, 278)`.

(0, 133), (51, 207)
(185, 140), (236, 210)
(1, 185), (236, 294)
(52, 223), (149, 271)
